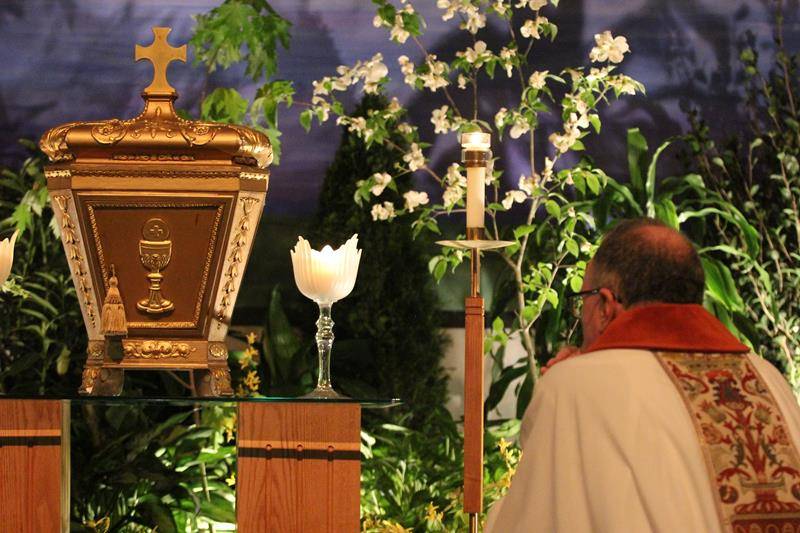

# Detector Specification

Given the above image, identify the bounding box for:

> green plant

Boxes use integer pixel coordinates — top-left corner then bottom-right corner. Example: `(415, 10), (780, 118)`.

(189, 0), (293, 163)
(0, 141), (85, 394)
(70, 403), (237, 532)
(683, 1), (800, 386)
(360, 407), (520, 532)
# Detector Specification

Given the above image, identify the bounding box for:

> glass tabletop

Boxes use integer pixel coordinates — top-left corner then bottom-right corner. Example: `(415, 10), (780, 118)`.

(0, 394), (402, 409)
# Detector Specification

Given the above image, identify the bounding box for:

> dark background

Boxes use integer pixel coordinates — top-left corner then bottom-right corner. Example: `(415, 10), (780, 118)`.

(1, 0), (797, 316)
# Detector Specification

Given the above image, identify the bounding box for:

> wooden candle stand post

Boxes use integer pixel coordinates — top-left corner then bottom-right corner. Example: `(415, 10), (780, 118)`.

(438, 236), (511, 533)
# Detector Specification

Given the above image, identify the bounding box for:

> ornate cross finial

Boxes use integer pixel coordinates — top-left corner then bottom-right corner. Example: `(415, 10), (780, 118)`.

(135, 27), (187, 97)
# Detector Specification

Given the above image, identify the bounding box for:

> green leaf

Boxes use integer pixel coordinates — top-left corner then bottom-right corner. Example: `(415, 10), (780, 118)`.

(626, 127), (648, 196)
(299, 109), (313, 132)
(513, 224), (535, 240)
(200, 88), (249, 124)
(190, 1), (292, 81)
(645, 138), (674, 216)
(544, 200), (561, 218)
(515, 370), (534, 419)
(701, 257), (744, 312)
(588, 114), (601, 134)
(565, 238), (579, 257)
(585, 172), (600, 195)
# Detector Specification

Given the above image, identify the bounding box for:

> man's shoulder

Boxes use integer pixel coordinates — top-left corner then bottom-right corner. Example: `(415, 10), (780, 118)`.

(539, 348), (667, 399)
(543, 348), (657, 380)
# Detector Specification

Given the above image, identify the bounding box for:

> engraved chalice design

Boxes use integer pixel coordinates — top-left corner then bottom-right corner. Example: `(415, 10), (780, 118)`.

(136, 218), (174, 314)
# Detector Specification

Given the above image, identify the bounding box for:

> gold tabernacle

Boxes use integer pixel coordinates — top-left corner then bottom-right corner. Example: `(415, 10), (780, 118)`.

(40, 27), (272, 396)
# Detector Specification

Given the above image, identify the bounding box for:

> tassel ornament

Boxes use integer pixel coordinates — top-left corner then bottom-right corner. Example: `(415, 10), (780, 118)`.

(102, 265), (128, 337)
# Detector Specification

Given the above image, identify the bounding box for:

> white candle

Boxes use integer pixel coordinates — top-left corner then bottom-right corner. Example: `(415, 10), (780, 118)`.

(466, 167), (485, 228)
(290, 235), (362, 304)
(461, 132), (491, 230)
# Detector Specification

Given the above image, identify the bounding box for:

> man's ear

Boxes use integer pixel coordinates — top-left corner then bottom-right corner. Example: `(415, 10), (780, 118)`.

(598, 287), (622, 327)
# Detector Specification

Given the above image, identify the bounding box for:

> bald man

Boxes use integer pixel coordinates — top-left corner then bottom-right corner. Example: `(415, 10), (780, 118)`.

(486, 218), (800, 532)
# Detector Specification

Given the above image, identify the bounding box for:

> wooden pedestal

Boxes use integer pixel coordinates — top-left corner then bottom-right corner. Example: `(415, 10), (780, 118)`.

(0, 399), (361, 532)
(0, 399), (68, 533)
(237, 402), (361, 532)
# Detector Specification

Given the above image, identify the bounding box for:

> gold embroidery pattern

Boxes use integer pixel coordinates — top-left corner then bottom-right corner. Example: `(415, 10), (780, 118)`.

(53, 194), (97, 329)
(216, 197), (259, 326)
(655, 352), (800, 533)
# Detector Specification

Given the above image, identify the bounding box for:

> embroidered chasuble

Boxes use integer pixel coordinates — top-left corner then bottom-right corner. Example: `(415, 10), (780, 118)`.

(486, 304), (800, 533)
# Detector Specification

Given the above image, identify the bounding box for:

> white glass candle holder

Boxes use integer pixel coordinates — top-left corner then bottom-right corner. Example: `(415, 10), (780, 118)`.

(290, 234), (361, 399)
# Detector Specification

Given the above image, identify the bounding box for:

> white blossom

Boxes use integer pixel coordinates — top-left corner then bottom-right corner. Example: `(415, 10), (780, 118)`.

(362, 54), (388, 93)
(501, 190), (528, 209)
(443, 185), (463, 209)
(509, 114), (530, 139)
(387, 97), (402, 114)
(437, 0), (458, 21)
(499, 47), (515, 77)
(403, 190), (430, 212)
(311, 96), (330, 122)
(549, 123), (580, 153)
(493, 0), (509, 15)
(589, 31), (630, 63)
(457, 74), (468, 89)
(528, 70), (548, 90)
(397, 122), (414, 135)
(312, 78), (329, 97)
(608, 75), (638, 95)
(494, 107), (509, 130)
(398, 55), (418, 86)
(373, 14), (383, 28)
(403, 143), (425, 171)
(516, 0), (547, 9)
(463, 5), (486, 34)
(518, 174), (536, 195)
(520, 17), (546, 39)
(542, 157), (555, 181)
(370, 172), (392, 196)
(446, 163), (466, 187)
(371, 201), (396, 221)
(431, 105), (451, 134)
(391, 14), (411, 43)
(420, 55), (449, 91)
(462, 41), (488, 64)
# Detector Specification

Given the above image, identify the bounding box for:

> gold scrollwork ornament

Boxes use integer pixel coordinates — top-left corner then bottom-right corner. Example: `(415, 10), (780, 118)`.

(123, 340), (194, 359)
(208, 343), (228, 359)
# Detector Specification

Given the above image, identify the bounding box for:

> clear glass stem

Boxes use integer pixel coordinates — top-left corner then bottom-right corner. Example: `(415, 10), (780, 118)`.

(301, 302), (348, 399)
(315, 302), (334, 391)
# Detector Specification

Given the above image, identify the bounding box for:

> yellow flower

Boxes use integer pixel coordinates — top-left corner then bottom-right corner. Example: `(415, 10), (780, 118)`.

(245, 345), (260, 363)
(425, 502), (444, 524)
(225, 472), (236, 486)
(223, 413), (237, 442)
(239, 353), (253, 370)
(84, 517), (110, 533)
(498, 437), (510, 455)
(246, 331), (258, 346)
(378, 521), (412, 533)
(244, 370), (261, 392)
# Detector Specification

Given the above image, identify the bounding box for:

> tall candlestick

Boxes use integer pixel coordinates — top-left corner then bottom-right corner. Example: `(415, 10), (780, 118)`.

(461, 132), (491, 234)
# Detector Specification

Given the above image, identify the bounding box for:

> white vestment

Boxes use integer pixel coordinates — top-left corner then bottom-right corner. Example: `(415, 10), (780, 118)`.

(485, 349), (800, 533)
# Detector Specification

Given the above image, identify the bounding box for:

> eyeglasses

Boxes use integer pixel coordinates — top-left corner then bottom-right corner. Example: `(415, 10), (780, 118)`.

(565, 288), (623, 319)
